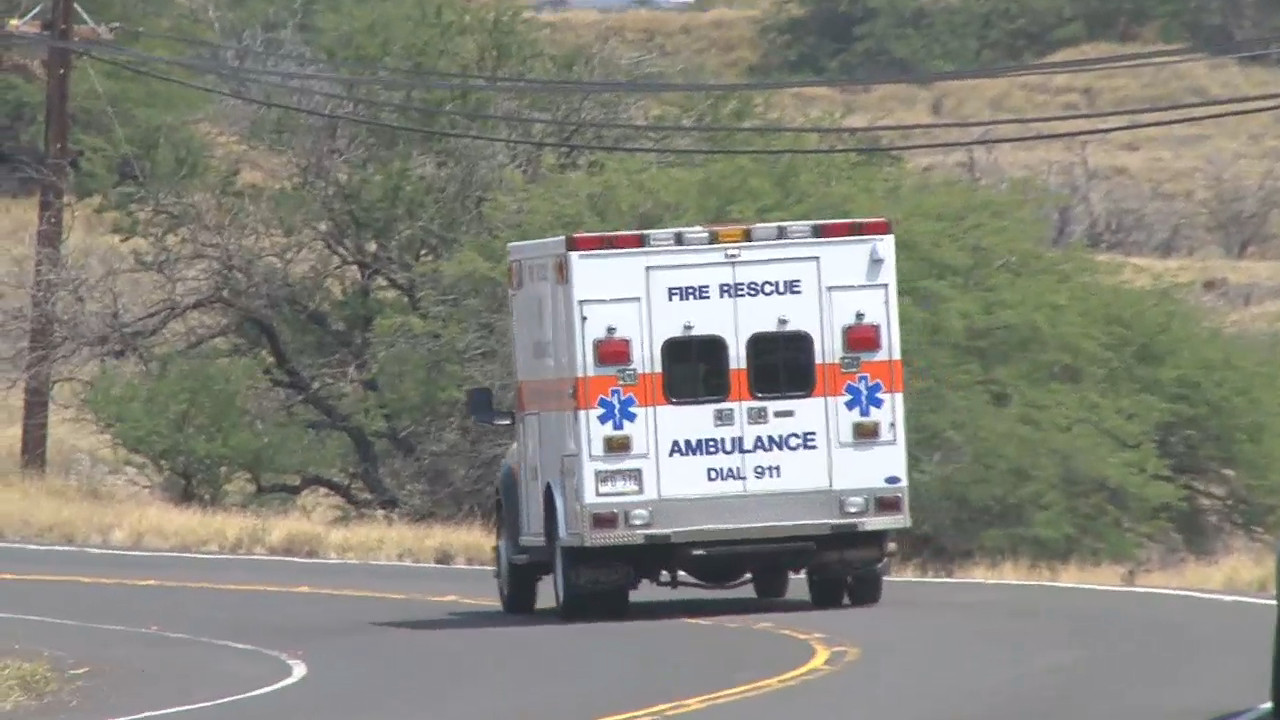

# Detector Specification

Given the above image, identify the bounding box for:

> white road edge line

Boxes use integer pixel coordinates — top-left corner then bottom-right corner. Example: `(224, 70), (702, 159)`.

(1231, 702), (1273, 720)
(0, 541), (495, 569)
(0, 611), (309, 720)
(1, 540), (1274, 717)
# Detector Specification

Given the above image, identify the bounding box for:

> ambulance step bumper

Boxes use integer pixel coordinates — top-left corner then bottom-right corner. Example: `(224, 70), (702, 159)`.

(570, 489), (910, 547)
(678, 540), (817, 559)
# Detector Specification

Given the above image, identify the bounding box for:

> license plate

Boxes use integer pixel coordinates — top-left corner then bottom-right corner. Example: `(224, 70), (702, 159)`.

(597, 469), (641, 495)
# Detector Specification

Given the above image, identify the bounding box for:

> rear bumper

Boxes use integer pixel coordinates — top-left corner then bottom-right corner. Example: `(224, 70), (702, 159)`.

(566, 487), (910, 547)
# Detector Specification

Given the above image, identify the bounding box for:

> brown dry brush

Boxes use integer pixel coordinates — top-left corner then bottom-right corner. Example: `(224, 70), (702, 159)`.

(956, 140), (1280, 260)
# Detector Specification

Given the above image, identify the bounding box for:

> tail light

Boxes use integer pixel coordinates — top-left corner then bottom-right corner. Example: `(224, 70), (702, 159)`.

(591, 511), (620, 529)
(594, 336), (632, 366)
(843, 322), (881, 354)
(874, 494), (904, 514)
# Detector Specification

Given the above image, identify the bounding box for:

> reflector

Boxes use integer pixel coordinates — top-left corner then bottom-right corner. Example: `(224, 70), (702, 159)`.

(591, 511), (620, 529)
(874, 494), (904, 514)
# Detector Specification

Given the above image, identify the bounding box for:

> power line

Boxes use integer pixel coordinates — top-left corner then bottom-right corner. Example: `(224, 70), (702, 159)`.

(102, 47), (1280, 134)
(108, 25), (1280, 92)
(10, 31), (1280, 136)
(5, 27), (1274, 96)
(83, 46), (1280, 135)
(80, 50), (1280, 155)
(102, 39), (1280, 94)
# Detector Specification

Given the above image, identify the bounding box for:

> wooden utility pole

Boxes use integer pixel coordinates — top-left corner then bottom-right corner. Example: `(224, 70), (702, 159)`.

(19, 0), (75, 474)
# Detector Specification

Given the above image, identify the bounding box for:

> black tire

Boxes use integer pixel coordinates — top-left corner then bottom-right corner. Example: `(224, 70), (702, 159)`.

(846, 572), (883, 608)
(752, 569), (791, 600)
(550, 533), (593, 621)
(1271, 597), (1280, 717)
(596, 586), (632, 620)
(495, 505), (538, 614)
(806, 572), (845, 609)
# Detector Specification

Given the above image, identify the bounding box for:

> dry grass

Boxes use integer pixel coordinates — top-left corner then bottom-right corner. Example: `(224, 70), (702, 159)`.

(0, 196), (119, 246)
(0, 196), (124, 300)
(0, 471), (493, 566)
(0, 656), (59, 712)
(537, 8), (761, 76)
(897, 548), (1276, 596)
(1099, 254), (1280, 328)
(1, 464), (1274, 595)
(826, 43), (1280, 207)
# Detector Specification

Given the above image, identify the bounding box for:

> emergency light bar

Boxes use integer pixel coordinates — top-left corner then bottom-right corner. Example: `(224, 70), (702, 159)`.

(564, 218), (892, 252)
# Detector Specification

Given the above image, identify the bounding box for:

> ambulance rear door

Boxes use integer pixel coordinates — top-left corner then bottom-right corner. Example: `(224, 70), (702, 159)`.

(645, 262), (746, 498)
(729, 256), (833, 494)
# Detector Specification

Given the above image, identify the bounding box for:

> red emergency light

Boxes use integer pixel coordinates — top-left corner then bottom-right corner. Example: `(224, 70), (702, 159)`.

(842, 322), (881, 354)
(594, 336), (632, 366)
(566, 232), (645, 251)
(816, 218), (892, 237)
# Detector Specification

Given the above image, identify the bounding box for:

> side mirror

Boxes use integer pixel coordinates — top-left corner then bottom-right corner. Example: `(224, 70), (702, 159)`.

(466, 386), (515, 426)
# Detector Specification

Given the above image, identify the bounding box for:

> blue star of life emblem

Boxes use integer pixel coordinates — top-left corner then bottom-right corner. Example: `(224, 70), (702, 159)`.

(842, 373), (885, 418)
(595, 386), (639, 431)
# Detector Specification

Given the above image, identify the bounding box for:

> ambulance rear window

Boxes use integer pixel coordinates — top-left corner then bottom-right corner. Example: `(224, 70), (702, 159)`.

(660, 335), (731, 404)
(746, 331), (816, 399)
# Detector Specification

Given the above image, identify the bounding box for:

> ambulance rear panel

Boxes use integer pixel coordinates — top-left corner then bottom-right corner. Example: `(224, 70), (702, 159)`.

(570, 220), (907, 532)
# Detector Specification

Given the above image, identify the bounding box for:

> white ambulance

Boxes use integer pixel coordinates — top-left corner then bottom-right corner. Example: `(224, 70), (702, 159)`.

(466, 217), (910, 621)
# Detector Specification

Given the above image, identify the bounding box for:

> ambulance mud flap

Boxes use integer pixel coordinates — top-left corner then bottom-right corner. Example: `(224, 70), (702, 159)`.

(807, 544), (885, 576)
(565, 554), (635, 592)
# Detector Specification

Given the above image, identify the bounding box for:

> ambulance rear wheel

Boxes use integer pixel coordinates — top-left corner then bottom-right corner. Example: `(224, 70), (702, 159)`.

(752, 568), (791, 600)
(806, 573), (846, 609)
(846, 572), (884, 608)
(495, 506), (537, 615)
(551, 534), (592, 621)
(596, 586), (631, 620)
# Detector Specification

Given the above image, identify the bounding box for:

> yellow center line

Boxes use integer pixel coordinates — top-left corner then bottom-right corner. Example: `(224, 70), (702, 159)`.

(0, 573), (859, 719)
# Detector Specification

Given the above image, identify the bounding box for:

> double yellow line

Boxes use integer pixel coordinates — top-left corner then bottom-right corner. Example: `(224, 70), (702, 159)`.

(0, 572), (858, 719)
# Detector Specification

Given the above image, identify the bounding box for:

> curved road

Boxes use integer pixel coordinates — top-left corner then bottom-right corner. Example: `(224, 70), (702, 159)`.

(0, 543), (1272, 720)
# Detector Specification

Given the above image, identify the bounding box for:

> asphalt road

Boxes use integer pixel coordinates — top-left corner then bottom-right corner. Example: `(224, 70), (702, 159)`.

(0, 543), (1273, 720)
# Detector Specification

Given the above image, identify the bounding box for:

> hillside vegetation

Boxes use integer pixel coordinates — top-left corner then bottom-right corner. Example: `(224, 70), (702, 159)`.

(1, 0), (1279, 581)
(542, 8), (1280, 263)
